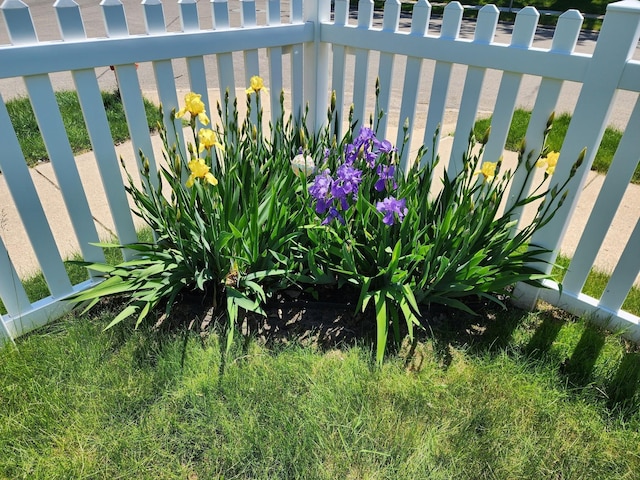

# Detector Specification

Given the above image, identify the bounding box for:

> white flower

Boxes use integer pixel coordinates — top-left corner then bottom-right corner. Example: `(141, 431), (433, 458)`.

(291, 153), (315, 177)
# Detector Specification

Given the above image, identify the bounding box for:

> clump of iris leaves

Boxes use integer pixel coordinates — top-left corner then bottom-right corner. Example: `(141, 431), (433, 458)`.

(71, 79), (582, 365)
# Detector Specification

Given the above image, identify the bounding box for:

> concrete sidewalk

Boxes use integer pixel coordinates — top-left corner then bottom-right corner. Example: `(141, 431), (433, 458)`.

(1, 93), (638, 285)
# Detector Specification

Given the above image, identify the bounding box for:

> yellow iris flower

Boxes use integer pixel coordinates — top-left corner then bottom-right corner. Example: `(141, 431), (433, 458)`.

(475, 161), (497, 182)
(176, 92), (210, 126)
(537, 151), (559, 175)
(186, 158), (218, 188)
(198, 128), (223, 153)
(246, 76), (267, 94)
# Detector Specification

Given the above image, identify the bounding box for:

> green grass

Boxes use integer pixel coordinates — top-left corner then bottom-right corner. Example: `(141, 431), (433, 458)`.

(473, 109), (637, 183)
(1, 233), (639, 477)
(1, 303), (639, 479)
(6, 90), (162, 167)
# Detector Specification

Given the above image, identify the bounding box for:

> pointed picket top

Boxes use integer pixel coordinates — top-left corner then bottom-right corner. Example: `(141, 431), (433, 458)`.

(608, 0), (640, 13)
(290, 0), (302, 23)
(334, 0), (348, 26)
(211, 0), (230, 31)
(240, 0), (257, 28)
(266, 0), (280, 26)
(54, 0), (80, 8)
(143, 0), (166, 34)
(382, 0), (400, 32)
(1, 0), (37, 45)
(551, 10), (583, 53)
(0, 0), (28, 9)
(179, 0), (200, 32)
(440, 2), (462, 40)
(511, 6), (539, 48)
(474, 4), (499, 43)
(101, 0), (129, 38)
(410, 0), (431, 36)
(358, 0), (373, 29)
(54, 0), (86, 41)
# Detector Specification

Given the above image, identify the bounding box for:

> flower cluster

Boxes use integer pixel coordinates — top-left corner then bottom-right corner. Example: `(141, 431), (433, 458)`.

(174, 92), (223, 188)
(476, 161), (498, 182)
(176, 92), (209, 126)
(308, 126), (407, 226)
(537, 151), (559, 175)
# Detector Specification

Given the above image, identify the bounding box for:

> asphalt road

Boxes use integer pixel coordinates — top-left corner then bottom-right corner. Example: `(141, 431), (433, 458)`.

(0, 0), (638, 129)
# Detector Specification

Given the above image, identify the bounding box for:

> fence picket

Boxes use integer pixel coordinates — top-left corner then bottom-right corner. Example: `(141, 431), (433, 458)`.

(330, 0), (349, 137)
(179, 0), (211, 117)
(482, 7), (539, 164)
(3, 1), (105, 268)
(55, 0), (138, 254)
(0, 234), (31, 337)
(563, 96), (640, 293)
(599, 218), (640, 313)
(103, 0), (159, 181)
(374, 0), (400, 139)
(420, 1), (462, 171)
(0, 97), (72, 297)
(290, 0), (304, 122)
(0, 0), (36, 43)
(212, 0), (237, 110)
(505, 9), (583, 218)
(447, 4), (499, 178)
(351, 0), (374, 131)
(395, 0), (429, 170)
(241, 0), (261, 125)
(143, 0), (186, 159)
(522, 2), (640, 279)
(267, 0), (284, 124)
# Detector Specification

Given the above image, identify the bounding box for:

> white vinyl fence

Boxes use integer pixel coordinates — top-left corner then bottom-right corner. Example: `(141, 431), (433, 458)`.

(0, 0), (639, 344)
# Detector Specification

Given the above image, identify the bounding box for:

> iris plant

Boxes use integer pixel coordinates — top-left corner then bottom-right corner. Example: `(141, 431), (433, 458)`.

(308, 126), (405, 226)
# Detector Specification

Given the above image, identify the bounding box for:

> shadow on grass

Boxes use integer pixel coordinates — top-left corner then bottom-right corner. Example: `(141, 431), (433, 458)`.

(607, 351), (640, 411)
(419, 300), (639, 416)
(31, 288), (639, 419)
(419, 299), (525, 367)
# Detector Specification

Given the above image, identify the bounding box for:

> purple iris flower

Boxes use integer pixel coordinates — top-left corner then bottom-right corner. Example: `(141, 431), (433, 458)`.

(344, 143), (358, 165)
(374, 164), (397, 192)
(376, 139), (395, 154)
(322, 206), (346, 225)
(355, 126), (376, 147)
(376, 196), (408, 225)
(335, 164), (362, 195)
(309, 169), (334, 214)
(329, 163), (362, 210)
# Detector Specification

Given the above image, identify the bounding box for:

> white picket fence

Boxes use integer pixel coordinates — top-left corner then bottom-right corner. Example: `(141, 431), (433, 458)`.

(0, 0), (639, 344)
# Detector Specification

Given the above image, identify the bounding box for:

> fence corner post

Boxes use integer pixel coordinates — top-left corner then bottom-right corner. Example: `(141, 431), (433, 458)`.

(303, 0), (331, 134)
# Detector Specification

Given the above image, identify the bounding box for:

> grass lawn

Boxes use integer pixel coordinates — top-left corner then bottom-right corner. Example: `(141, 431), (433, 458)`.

(5, 90), (161, 167)
(1, 300), (639, 479)
(1, 230), (639, 478)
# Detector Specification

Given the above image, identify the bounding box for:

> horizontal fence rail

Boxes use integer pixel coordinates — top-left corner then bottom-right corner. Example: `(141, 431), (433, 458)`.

(1, 0), (639, 344)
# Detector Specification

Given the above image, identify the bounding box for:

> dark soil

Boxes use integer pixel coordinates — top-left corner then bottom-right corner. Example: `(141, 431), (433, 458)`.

(165, 283), (517, 355)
